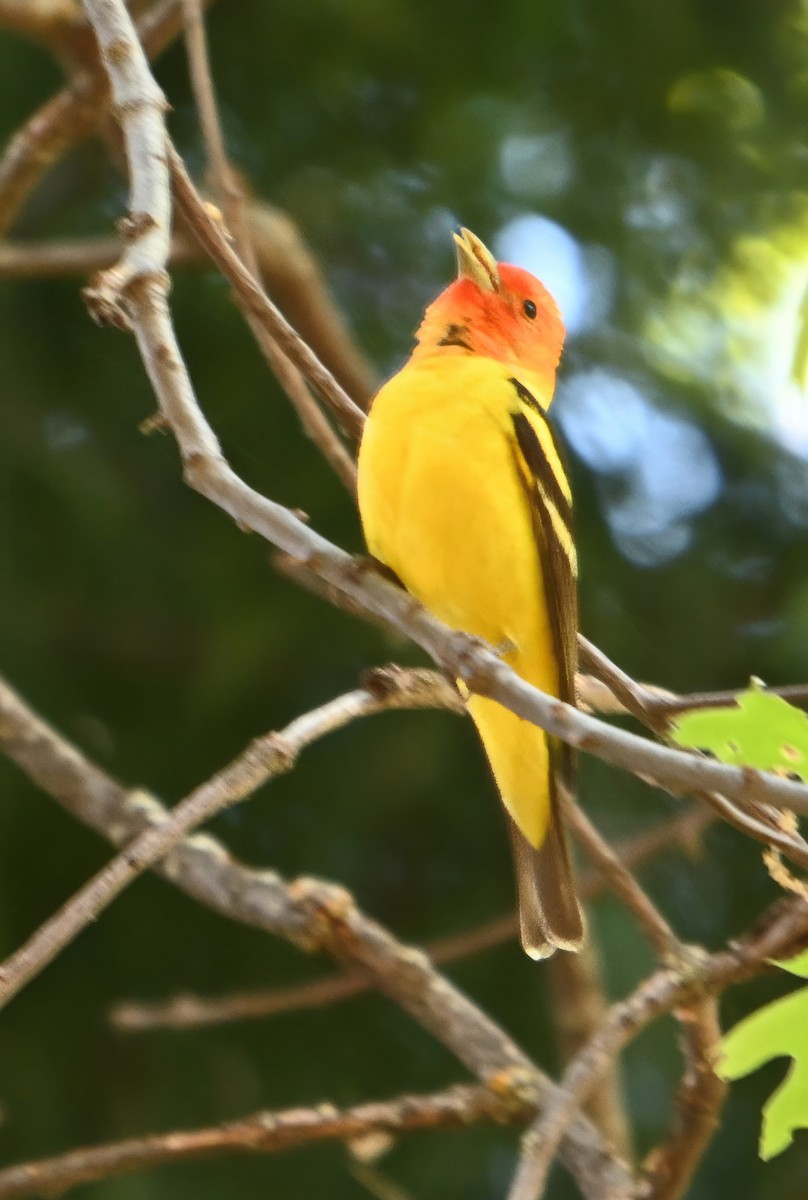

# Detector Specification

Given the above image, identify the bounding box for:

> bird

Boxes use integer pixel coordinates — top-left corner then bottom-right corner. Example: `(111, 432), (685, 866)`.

(356, 227), (583, 958)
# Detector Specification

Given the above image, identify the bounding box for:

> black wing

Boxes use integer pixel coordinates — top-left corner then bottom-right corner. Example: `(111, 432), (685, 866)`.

(507, 384), (584, 955)
(509, 396), (578, 719)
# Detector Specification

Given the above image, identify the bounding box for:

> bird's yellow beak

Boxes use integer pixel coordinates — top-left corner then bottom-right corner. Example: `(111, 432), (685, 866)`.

(453, 227), (500, 293)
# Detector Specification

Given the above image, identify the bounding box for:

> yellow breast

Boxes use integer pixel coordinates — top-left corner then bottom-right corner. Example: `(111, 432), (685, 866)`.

(357, 355), (559, 696)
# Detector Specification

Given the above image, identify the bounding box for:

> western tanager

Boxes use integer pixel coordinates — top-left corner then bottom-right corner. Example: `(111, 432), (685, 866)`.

(357, 228), (583, 958)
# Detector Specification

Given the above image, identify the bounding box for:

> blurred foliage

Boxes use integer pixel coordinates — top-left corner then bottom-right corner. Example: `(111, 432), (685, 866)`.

(2, 1), (808, 1197)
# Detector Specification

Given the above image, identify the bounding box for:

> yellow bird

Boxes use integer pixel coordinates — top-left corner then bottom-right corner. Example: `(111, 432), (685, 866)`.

(357, 228), (583, 958)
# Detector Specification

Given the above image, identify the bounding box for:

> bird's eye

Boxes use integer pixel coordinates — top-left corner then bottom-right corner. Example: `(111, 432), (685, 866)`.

(523, 299), (537, 319)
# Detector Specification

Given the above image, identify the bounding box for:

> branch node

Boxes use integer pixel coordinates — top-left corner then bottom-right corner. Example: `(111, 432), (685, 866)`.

(83, 272), (132, 330)
(487, 1066), (541, 1114)
(252, 731), (297, 775)
(361, 664), (411, 700)
(83, 267), (171, 330)
(288, 877), (357, 950)
(139, 412), (168, 435)
(440, 630), (488, 687)
(117, 211), (158, 242)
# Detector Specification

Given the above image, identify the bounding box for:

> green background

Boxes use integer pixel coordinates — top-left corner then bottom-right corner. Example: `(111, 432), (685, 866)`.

(2, 0), (808, 1196)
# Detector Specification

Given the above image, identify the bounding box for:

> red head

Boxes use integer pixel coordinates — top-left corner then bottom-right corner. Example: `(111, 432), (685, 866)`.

(413, 228), (566, 390)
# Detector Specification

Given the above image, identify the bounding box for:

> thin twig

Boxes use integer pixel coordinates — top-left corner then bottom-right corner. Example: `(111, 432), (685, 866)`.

(111, 971), (377, 1032)
(0, 219), (376, 401)
(167, 144), (367, 439)
(0, 0), (84, 54)
(564, 800), (724, 1191)
(545, 943), (634, 1162)
(565, 800), (679, 958)
(578, 637), (665, 730)
(109, 806), (714, 1032)
(0, 1083), (521, 1200)
(0, 0), (205, 236)
(506, 896), (808, 1200)
(0, 674), (461, 1013)
(578, 638), (808, 867)
(351, 1162), (415, 1200)
(180, 0), (357, 489)
(0, 668), (630, 1200)
(660, 683), (808, 714)
(639, 998), (726, 1200)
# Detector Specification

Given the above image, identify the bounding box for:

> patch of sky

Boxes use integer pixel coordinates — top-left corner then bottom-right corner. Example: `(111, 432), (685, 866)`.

(555, 369), (723, 565)
(495, 212), (616, 337)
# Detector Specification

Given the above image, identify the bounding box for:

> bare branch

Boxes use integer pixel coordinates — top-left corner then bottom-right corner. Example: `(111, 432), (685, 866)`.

(0, 0), (83, 46)
(0, 0), (204, 237)
(658, 683), (808, 714)
(0, 668), (630, 1199)
(111, 971), (378, 1032)
(81, 5), (170, 323)
(565, 800), (679, 958)
(578, 637), (808, 867)
(578, 637), (668, 731)
(0, 671), (460, 1013)
(109, 805), (714, 1033)
(507, 896), (808, 1200)
(564, 800), (725, 1192)
(545, 943), (634, 1162)
(180, 0), (358, 490)
(640, 998), (726, 1200)
(167, 145), (367, 439)
(0, 218), (376, 404)
(0, 85), (99, 238)
(0, 1083), (521, 1199)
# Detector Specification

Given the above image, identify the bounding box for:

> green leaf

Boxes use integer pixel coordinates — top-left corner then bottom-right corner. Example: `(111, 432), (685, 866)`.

(675, 687), (808, 1158)
(717, 954), (808, 1159)
(670, 683), (808, 779)
(769, 949), (808, 979)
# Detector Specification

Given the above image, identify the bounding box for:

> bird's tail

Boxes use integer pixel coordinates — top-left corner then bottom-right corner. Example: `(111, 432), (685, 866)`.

(507, 794), (583, 959)
(467, 694), (584, 958)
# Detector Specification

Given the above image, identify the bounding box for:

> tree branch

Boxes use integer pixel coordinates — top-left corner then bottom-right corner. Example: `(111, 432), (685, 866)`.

(0, 0), (206, 236)
(180, 0), (358, 489)
(0, 671), (458, 1014)
(166, 145), (367, 440)
(545, 941), (634, 1162)
(565, 800), (678, 959)
(0, 1083), (520, 1199)
(0, 218), (376, 406)
(563, 799), (725, 1193)
(108, 806), (714, 1033)
(639, 998), (726, 1200)
(578, 637), (808, 865)
(506, 896), (808, 1200)
(0, 0), (83, 48)
(0, 667), (630, 1199)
